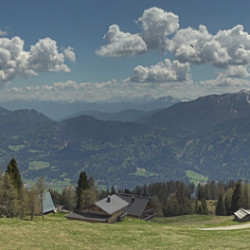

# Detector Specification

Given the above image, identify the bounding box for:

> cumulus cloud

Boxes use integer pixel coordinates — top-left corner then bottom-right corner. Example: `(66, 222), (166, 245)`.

(0, 35), (75, 85)
(96, 7), (179, 57)
(169, 24), (250, 68)
(139, 7), (179, 52)
(96, 24), (147, 57)
(130, 59), (190, 83)
(28, 38), (71, 72)
(96, 7), (250, 91)
(63, 47), (76, 62)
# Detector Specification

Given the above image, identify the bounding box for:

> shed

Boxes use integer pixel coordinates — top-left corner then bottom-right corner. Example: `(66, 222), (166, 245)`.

(43, 192), (55, 215)
(234, 208), (250, 222)
(66, 194), (128, 223)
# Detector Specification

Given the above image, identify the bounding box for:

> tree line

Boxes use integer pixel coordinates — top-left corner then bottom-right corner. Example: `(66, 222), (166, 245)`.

(1, 158), (248, 219)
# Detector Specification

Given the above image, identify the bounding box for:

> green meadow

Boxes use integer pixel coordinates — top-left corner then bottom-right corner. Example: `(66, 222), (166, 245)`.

(0, 214), (249, 249)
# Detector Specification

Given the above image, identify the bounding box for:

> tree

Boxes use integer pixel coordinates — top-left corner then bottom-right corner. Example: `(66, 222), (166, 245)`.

(2, 174), (17, 217)
(81, 190), (97, 208)
(241, 181), (249, 209)
(215, 194), (226, 216)
(197, 199), (208, 215)
(224, 188), (233, 215)
(164, 193), (179, 217)
(27, 186), (39, 221)
(6, 158), (22, 196)
(231, 181), (242, 213)
(62, 185), (76, 211)
(76, 171), (89, 210)
(36, 177), (46, 219)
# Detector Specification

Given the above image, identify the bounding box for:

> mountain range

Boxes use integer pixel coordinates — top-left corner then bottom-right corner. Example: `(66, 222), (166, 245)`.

(1, 90), (250, 190)
(0, 95), (178, 121)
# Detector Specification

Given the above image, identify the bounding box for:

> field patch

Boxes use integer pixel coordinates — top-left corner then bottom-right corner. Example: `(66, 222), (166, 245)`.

(28, 161), (50, 170)
(130, 167), (158, 177)
(185, 169), (208, 185)
(8, 144), (25, 152)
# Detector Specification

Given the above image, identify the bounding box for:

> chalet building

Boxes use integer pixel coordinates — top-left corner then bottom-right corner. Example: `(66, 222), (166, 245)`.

(118, 193), (156, 220)
(66, 194), (128, 223)
(234, 208), (250, 222)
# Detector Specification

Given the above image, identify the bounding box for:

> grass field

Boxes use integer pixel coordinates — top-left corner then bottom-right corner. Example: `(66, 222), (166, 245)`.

(0, 213), (250, 249)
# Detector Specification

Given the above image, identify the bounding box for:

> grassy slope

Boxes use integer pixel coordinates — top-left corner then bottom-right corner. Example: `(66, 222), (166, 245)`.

(0, 214), (250, 249)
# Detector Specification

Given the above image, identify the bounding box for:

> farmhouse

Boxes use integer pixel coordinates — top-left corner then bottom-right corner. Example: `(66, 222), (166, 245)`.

(118, 193), (156, 220)
(234, 208), (250, 222)
(66, 194), (128, 223)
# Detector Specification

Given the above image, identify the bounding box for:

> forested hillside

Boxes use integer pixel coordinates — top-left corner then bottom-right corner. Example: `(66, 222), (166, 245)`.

(0, 90), (250, 189)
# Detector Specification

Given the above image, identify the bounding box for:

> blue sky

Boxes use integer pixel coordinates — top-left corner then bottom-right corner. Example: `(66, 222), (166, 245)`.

(1, 0), (250, 102)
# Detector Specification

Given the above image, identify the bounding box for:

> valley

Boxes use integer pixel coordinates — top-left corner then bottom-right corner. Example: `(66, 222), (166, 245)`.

(0, 90), (250, 190)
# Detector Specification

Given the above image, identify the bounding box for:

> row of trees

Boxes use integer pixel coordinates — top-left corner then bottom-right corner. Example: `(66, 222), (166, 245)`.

(215, 181), (249, 216)
(2, 158), (249, 219)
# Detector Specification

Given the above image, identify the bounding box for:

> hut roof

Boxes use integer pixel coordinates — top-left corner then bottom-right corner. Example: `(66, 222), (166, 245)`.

(118, 193), (150, 217)
(43, 192), (55, 214)
(95, 194), (128, 215)
(234, 208), (250, 220)
(65, 212), (109, 222)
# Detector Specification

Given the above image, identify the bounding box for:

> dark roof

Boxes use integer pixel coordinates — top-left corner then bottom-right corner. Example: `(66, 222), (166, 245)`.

(118, 194), (150, 217)
(95, 194), (128, 215)
(43, 192), (55, 214)
(65, 212), (110, 222)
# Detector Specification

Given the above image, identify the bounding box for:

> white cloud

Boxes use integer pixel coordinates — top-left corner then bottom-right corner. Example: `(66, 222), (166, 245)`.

(139, 7), (179, 52)
(29, 38), (70, 72)
(169, 24), (250, 69)
(96, 24), (147, 57)
(200, 77), (250, 88)
(96, 7), (179, 57)
(0, 35), (74, 85)
(63, 46), (76, 62)
(130, 59), (190, 83)
(0, 29), (7, 36)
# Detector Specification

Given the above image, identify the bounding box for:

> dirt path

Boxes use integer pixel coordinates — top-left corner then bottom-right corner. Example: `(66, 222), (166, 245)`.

(200, 222), (250, 230)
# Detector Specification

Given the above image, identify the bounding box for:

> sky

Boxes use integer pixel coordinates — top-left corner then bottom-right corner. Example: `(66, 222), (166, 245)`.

(1, 0), (250, 102)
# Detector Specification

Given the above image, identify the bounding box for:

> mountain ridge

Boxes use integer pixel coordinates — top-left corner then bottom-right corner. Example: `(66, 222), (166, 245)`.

(0, 90), (250, 189)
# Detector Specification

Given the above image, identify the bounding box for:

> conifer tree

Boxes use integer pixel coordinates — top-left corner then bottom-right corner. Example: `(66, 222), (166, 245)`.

(224, 188), (233, 215)
(2, 174), (17, 217)
(76, 171), (89, 209)
(215, 194), (226, 215)
(6, 158), (22, 196)
(231, 181), (242, 213)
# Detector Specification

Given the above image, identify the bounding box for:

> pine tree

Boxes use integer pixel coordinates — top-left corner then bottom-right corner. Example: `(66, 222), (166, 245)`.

(231, 181), (242, 213)
(2, 174), (17, 218)
(224, 188), (233, 215)
(6, 158), (22, 196)
(76, 171), (89, 210)
(215, 194), (226, 215)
